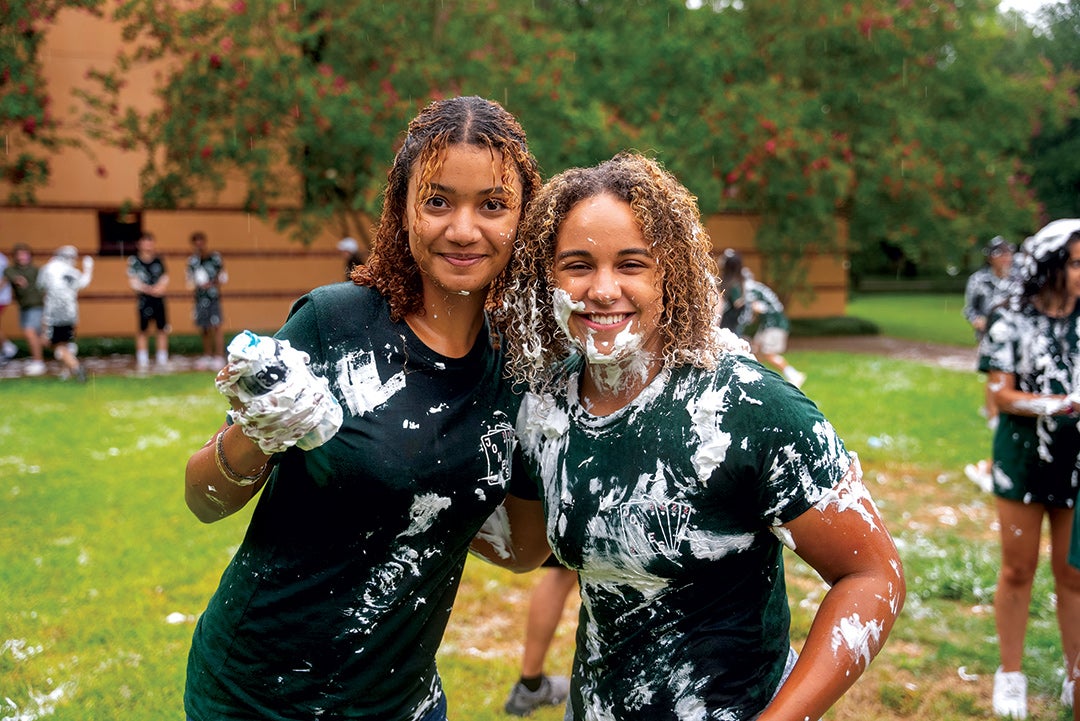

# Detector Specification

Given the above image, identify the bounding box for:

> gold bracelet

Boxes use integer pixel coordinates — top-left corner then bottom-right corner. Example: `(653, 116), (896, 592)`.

(214, 429), (267, 486)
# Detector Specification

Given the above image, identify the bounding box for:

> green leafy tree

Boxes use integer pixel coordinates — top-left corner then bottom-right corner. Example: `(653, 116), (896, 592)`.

(1026, 0), (1080, 220)
(76, 0), (1077, 297)
(77, 0), (608, 252)
(538, 0), (1074, 292)
(0, 0), (101, 203)
(688, 0), (1072, 286)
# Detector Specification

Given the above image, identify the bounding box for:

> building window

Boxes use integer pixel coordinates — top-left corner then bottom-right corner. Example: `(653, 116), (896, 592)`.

(98, 210), (142, 257)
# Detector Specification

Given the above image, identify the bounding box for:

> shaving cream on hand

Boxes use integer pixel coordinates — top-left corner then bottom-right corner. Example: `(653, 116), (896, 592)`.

(216, 330), (344, 453)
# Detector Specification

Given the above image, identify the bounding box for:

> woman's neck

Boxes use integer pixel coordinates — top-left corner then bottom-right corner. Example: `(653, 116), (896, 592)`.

(405, 292), (487, 358)
(578, 355), (661, 416)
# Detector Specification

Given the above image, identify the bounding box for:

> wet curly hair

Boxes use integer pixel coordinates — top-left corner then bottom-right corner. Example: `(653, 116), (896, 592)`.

(500, 152), (724, 389)
(352, 96), (542, 323)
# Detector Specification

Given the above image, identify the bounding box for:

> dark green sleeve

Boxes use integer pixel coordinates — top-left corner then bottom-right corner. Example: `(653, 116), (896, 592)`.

(507, 445), (541, 501)
(274, 292), (326, 368)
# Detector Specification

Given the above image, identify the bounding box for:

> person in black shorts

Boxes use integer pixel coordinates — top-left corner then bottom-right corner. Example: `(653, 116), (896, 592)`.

(186, 231), (228, 370)
(126, 231), (170, 370)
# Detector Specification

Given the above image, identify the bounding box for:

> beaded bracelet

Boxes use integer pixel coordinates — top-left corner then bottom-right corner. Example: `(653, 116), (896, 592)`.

(214, 429), (268, 486)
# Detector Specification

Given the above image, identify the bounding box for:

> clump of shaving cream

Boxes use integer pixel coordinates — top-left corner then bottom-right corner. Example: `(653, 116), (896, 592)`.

(552, 288), (654, 396)
(216, 330), (344, 453)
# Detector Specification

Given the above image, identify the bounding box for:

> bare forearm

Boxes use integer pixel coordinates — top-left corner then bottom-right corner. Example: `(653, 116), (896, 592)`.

(992, 388), (1072, 416)
(758, 572), (903, 721)
(469, 496), (552, 572)
(184, 424), (269, 523)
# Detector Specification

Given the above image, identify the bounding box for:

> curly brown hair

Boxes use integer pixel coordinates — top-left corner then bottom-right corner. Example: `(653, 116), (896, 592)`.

(501, 152), (724, 389)
(352, 96), (542, 323)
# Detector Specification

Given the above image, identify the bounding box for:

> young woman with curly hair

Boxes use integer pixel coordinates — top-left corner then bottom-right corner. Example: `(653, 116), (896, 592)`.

(183, 96), (541, 721)
(979, 219), (1080, 720)
(475, 152), (904, 721)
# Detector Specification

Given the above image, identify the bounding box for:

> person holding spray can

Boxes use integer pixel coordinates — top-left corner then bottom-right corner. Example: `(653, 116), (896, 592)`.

(182, 96), (542, 721)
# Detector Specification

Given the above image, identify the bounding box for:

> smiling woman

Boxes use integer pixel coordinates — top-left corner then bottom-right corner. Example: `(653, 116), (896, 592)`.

(550, 193), (664, 414)
(181, 96), (543, 721)
(476, 152), (906, 721)
(403, 144), (522, 354)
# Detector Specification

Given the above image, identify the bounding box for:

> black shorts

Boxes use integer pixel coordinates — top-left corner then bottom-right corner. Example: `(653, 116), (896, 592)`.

(194, 296), (222, 329)
(993, 414), (1080, 508)
(137, 296), (169, 331)
(48, 324), (75, 344)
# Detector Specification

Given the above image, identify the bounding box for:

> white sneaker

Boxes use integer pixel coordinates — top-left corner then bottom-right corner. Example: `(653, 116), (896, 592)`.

(993, 667), (1027, 719)
(1063, 676), (1075, 709)
(24, 360), (46, 377)
(1, 340), (17, 359)
(964, 460), (993, 493)
(782, 367), (806, 388)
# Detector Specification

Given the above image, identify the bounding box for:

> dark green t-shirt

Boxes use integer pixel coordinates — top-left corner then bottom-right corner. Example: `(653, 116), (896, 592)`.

(1072, 505), (1080, 570)
(979, 304), (1080, 508)
(186, 283), (521, 721)
(515, 355), (850, 721)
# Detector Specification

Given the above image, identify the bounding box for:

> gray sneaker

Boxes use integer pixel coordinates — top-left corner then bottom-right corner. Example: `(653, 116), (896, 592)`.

(504, 675), (570, 716)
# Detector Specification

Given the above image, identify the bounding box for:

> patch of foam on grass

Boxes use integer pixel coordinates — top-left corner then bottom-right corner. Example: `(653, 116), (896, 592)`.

(2, 680), (76, 721)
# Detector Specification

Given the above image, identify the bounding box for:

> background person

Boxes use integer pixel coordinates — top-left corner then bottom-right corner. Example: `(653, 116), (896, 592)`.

(337, 236), (365, 279)
(719, 249), (806, 387)
(126, 231), (170, 370)
(186, 231), (228, 370)
(3, 243), (46, 376)
(37, 245), (93, 382)
(716, 247), (744, 333)
(979, 219), (1080, 720)
(479, 152), (904, 721)
(0, 249), (17, 362)
(1073, 494), (1080, 719)
(963, 235), (1015, 489)
(182, 96), (541, 721)
(503, 561), (577, 716)
(965, 235), (1016, 344)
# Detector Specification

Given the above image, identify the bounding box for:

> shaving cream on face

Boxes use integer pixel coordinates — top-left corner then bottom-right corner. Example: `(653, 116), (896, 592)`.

(552, 288), (656, 397)
(553, 288), (584, 340)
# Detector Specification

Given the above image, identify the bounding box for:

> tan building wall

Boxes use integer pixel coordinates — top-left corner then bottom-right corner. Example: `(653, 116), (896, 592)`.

(0, 207), (348, 339)
(705, 214), (849, 319)
(0, 8), (847, 342)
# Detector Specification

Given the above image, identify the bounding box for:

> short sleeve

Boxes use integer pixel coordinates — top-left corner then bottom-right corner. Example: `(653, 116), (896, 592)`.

(757, 392), (851, 526)
(507, 446), (540, 501)
(274, 293), (325, 368)
(709, 363), (851, 527)
(979, 308), (1018, 374)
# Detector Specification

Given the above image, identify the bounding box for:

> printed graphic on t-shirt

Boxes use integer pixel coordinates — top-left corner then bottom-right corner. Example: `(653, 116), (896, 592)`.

(480, 424), (516, 487)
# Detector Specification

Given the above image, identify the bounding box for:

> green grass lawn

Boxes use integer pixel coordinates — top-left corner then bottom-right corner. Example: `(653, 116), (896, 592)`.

(1, 314), (1073, 720)
(847, 293), (975, 347)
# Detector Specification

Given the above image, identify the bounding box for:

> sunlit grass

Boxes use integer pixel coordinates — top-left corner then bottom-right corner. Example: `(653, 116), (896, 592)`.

(1, 347), (1074, 719)
(848, 293), (975, 347)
